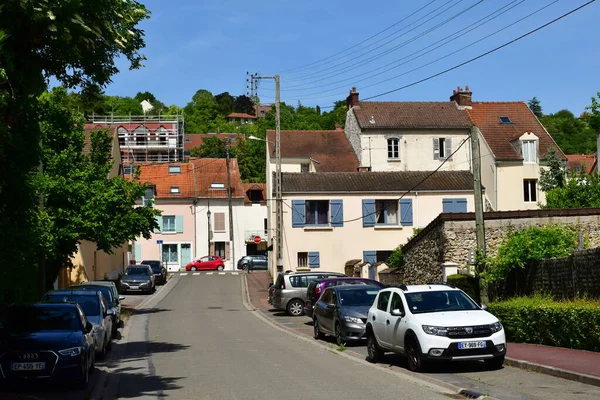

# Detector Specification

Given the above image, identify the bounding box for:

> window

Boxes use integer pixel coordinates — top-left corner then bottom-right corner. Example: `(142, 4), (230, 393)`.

(375, 200), (397, 225)
(439, 138), (446, 158)
(524, 179), (537, 202)
(434, 138), (452, 160)
(168, 165), (181, 174)
(170, 186), (180, 194)
(387, 138), (400, 159)
(305, 200), (329, 225)
(499, 116), (513, 123)
(185, 137), (191, 142)
(298, 252), (308, 268)
(377, 291), (391, 311)
(162, 216), (176, 232)
(301, 163), (309, 173)
(214, 242), (226, 258)
(162, 244), (178, 264)
(522, 140), (536, 163)
(442, 198), (467, 213)
(211, 183), (225, 189)
(214, 212), (225, 231)
(390, 293), (405, 313)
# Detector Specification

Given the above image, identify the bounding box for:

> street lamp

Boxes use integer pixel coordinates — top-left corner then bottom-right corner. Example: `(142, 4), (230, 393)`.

(206, 207), (211, 256)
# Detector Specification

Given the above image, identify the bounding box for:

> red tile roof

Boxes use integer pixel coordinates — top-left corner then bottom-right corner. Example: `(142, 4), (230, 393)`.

(266, 130), (359, 172)
(466, 102), (566, 161)
(566, 154), (597, 174)
(184, 133), (239, 152)
(227, 112), (257, 119)
(190, 158), (245, 199)
(243, 183), (266, 203)
(138, 163), (196, 199)
(352, 102), (472, 130)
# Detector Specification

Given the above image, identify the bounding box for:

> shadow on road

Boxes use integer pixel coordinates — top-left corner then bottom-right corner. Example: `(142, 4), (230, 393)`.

(124, 307), (172, 316)
(115, 340), (190, 361)
(108, 372), (185, 398)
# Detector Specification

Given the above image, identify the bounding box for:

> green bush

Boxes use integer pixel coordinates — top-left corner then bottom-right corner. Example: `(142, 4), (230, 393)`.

(447, 274), (480, 303)
(488, 296), (600, 351)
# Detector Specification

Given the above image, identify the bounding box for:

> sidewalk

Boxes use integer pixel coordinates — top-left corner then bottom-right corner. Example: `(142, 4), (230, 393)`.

(245, 271), (600, 387)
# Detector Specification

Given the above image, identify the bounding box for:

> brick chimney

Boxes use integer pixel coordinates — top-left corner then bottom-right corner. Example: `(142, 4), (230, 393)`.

(450, 85), (473, 107)
(346, 87), (359, 109)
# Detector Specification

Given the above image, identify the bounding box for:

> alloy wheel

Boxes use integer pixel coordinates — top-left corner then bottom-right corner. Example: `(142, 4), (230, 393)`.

(335, 324), (343, 346)
(287, 300), (303, 316)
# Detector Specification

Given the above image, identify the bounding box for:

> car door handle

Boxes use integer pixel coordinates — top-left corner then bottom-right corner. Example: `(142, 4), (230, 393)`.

(386, 320), (390, 325)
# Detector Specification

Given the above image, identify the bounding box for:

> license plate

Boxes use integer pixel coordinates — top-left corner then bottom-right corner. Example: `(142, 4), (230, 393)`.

(11, 362), (46, 371)
(458, 341), (486, 349)
(130, 286), (139, 290)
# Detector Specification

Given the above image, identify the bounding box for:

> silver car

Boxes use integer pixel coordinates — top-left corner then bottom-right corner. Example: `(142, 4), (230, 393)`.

(121, 265), (155, 294)
(81, 280), (125, 328)
(272, 271), (346, 316)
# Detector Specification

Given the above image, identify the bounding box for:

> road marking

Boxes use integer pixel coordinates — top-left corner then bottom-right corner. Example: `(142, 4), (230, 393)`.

(206, 272), (214, 275)
(193, 272), (200, 276)
(219, 272), (226, 275)
(232, 272), (239, 276)
(180, 273), (188, 276)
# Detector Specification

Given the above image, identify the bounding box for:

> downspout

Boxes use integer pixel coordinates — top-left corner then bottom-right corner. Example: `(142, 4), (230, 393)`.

(192, 163), (197, 260)
(495, 161), (499, 210)
(414, 191), (419, 228)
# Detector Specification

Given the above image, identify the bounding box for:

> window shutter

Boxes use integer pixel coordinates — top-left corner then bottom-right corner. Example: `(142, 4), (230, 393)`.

(535, 140), (540, 163)
(445, 138), (452, 161)
(363, 250), (377, 265)
(210, 242), (215, 256)
(225, 242), (230, 260)
(330, 200), (344, 227)
(400, 199), (413, 226)
(455, 198), (467, 212)
(362, 199), (376, 227)
(433, 138), (440, 160)
(214, 213), (225, 231)
(308, 251), (320, 268)
(442, 198), (454, 213)
(175, 215), (184, 233)
(292, 200), (305, 228)
(134, 244), (141, 262)
(155, 216), (162, 233)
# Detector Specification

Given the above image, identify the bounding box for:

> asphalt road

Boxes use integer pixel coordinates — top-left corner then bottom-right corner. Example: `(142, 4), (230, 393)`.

(104, 273), (457, 400)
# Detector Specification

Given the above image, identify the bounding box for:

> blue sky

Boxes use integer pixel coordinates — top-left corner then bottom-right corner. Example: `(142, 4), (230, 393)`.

(106, 0), (599, 115)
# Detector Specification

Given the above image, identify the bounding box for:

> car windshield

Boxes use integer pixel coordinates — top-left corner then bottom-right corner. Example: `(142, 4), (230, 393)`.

(337, 288), (380, 307)
(404, 290), (480, 314)
(78, 286), (113, 304)
(43, 294), (100, 317)
(126, 267), (150, 276)
(142, 261), (160, 270)
(1, 307), (80, 332)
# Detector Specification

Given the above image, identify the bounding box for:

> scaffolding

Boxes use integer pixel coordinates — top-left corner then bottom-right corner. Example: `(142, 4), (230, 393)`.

(89, 113), (185, 163)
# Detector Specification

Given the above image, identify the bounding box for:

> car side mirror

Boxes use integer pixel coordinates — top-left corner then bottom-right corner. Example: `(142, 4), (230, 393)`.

(85, 321), (93, 333)
(326, 303), (335, 309)
(107, 309), (115, 316)
(481, 304), (488, 311)
(119, 295), (125, 301)
(390, 308), (405, 317)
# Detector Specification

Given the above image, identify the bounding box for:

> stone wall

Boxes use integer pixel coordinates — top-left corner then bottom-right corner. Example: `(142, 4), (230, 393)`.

(402, 209), (600, 286)
(343, 109), (363, 166)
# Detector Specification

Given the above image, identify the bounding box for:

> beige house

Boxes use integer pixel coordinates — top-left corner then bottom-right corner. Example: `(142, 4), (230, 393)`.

(58, 125), (128, 287)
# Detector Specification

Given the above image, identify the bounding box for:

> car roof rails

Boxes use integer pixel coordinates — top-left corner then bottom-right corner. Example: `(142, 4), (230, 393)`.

(426, 282), (456, 289)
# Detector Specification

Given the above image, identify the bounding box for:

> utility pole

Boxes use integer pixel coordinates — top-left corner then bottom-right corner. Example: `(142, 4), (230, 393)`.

(274, 75), (283, 274)
(38, 132), (46, 295)
(130, 155), (136, 264)
(207, 198), (211, 256)
(226, 138), (235, 270)
(470, 126), (488, 304)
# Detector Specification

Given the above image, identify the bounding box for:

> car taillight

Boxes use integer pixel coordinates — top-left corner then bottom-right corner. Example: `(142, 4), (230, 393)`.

(315, 286), (321, 294)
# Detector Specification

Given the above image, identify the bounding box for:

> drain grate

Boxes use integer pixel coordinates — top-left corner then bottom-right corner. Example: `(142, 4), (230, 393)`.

(459, 389), (483, 399)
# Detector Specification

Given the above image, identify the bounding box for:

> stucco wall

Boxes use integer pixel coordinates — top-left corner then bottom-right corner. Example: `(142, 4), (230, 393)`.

(497, 162), (546, 211)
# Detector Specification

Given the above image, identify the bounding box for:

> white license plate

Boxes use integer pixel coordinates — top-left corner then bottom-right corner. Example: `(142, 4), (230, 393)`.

(11, 362), (46, 371)
(130, 286), (139, 290)
(458, 341), (486, 349)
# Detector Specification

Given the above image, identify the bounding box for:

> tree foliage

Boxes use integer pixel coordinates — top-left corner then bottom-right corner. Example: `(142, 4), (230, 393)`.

(544, 171), (600, 209)
(528, 96), (543, 119)
(539, 147), (566, 192)
(486, 226), (578, 283)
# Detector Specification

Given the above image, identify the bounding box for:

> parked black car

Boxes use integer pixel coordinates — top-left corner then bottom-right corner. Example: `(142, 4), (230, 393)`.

(141, 260), (167, 284)
(73, 284), (119, 337)
(236, 255), (268, 271)
(313, 285), (382, 346)
(121, 265), (155, 294)
(0, 303), (95, 388)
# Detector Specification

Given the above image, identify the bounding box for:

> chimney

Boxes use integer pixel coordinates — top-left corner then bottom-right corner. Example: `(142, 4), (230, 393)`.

(346, 87), (359, 109)
(450, 85), (473, 107)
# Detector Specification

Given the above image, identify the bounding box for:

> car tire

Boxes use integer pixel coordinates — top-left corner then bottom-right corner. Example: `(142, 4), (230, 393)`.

(89, 348), (95, 372)
(98, 340), (107, 360)
(335, 322), (344, 346)
(217, 265), (224, 271)
(313, 318), (325, 340)
(366, 331), (383, 363)
(406, 337), (427, 372)
(286, 299), (304, 316)
(76, 356), (90, 389)
(485, 356), (505, 370)
(242, 264), (249, 272)
(106, 335), (112, 351)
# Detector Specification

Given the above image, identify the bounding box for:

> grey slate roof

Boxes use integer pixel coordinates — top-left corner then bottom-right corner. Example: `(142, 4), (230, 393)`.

(280, 171), (476, 193)
(352, 102), (472, 130)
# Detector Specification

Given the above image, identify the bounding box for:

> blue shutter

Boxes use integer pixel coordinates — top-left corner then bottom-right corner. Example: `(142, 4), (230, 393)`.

(362, 199), (375, 227)
(308, 251), (320, 268)
(175, 215), (184, 233)
(363, 250), (377, 265)
(330, 200), (343, 227)
(455, 198), (467, 212)
(442, 198), (454, 213)
(155, 216), (162, 233)
(400, 199), (413, 226)
(292, 200), (305, 227)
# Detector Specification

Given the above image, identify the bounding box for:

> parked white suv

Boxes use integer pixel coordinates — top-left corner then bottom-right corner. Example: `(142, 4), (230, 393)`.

(365, 284), (506, 372)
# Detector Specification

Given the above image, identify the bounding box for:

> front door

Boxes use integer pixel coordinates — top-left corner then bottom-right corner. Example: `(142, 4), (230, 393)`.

(180, 244), (191, 267)
(162, 244), (178, 271)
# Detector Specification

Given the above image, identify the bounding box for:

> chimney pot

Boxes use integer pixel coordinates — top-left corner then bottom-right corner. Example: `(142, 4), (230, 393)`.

(347, 87), (360, 109)
(450, 85), (473, 107)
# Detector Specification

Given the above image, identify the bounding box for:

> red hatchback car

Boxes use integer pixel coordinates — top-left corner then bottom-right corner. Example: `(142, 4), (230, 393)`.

(186, 256), (225, 271)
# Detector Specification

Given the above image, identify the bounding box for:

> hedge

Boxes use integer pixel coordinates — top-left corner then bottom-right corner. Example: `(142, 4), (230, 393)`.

(447, 274), (480, 303)
(488, 296), (600, 351)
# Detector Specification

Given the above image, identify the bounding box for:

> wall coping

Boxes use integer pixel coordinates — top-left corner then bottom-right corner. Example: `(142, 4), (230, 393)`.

(403, 208), (600, 253)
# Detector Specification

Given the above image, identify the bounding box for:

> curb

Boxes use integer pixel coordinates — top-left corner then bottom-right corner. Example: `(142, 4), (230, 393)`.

(505, 357), (600, 388)
(241, 275), (499, 400)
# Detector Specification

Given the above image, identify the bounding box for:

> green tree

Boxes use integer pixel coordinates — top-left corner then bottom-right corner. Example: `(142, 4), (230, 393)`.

(539, 147), (566, 192)
(234, 95), (255, 115)
(528, 96), (543, 119)
(0, 0), (149, 303)
(541, 110), (596, 154)
(190, 136), (232, 158)
(586, 91), (600, 132)
(184, 89), (218, 133)
(544, 171), (600, 209)
(215, 92), (235, 116)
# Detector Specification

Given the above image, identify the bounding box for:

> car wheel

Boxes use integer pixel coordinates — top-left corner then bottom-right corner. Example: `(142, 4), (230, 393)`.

(286, 299), (304, 316)
(366, 332), (383, 363)
(335, 322), (344, 346)
(191, 266), (197, 271)
(485, 356), (505, 370)
(406, 337), (427, 372)
(76, 356), (90, 389)
(217, 265), (224, 271)
(106, 335), (112, 351)
(89, 348), (96, 373)
(98, 339), (107, 360)
(242, 264), (249, 272)
(313, 318), (325, 340)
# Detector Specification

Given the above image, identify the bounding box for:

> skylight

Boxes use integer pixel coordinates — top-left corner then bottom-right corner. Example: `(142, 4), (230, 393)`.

(170, 186), (180, 194)
(211, 183), (225, 189)
(499, 116), (513, 124)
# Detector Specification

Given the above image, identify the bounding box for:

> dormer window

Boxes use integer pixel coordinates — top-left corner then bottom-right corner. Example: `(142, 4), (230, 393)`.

(499, 116), (513, 124)
(168, 165), (181, 174)
(170, 186), (180, 194)
(301, 163), (309, 173)
(211, 183), (225, 189)
(522, 140), (536, 163)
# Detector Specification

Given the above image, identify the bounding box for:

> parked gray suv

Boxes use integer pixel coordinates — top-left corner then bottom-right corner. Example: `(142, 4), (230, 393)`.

(272, 271), (346, 316)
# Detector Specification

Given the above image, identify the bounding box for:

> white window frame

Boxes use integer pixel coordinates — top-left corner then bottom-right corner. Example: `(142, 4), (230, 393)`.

(522, 140), (536, 163)
(168, 165), (181, 174)
(524, 179), (537, 203)
(387, 137), (400, 160)
(375, 200), (398, 225)
(162, 216), (176, 232)
(170, 186), (180, 194)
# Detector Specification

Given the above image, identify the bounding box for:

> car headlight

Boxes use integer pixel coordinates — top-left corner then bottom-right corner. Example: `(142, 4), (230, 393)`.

(343, 316), (363, 324)
(141, 281), (150, 286)
(422, 325), (448, 336)
(490, 322), (503, 333)
(59, 347), (82, 357)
